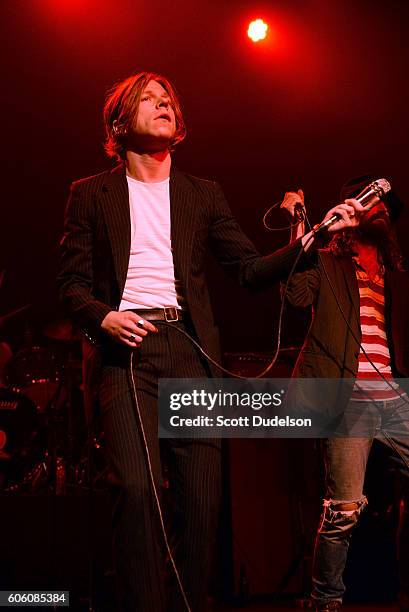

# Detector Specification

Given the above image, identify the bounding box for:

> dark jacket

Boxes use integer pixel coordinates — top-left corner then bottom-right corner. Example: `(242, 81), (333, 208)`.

(57, 163), (305, 365)
(286, 249), (409, 379)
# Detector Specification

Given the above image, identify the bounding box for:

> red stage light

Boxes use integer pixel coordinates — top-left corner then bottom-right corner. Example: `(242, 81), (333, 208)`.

(247, 19), (268, 42)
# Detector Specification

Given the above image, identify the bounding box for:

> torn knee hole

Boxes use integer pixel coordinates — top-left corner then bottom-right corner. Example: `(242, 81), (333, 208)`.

(333, 502), (359, 511)
(322, 497), (368, 520)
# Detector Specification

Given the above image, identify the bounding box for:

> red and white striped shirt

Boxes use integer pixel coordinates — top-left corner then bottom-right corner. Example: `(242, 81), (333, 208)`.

(352, 265), (400, 401)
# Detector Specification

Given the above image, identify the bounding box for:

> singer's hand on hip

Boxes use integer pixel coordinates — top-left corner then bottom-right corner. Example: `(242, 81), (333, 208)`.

(101, 310), (158, 347)
(325, 198), (365, 233)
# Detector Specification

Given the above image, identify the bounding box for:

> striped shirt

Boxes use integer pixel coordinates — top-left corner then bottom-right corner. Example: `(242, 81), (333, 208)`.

(352, 265), (400, 401)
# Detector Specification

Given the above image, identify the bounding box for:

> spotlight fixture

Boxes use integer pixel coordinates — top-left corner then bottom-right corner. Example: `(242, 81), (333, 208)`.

(247, 19), (268, 42)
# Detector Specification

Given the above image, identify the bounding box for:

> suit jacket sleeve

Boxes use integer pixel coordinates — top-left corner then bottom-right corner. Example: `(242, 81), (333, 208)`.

(208, 182), (311, 289)
(57, 181), (112, 340)
(284, 266), (321, 308)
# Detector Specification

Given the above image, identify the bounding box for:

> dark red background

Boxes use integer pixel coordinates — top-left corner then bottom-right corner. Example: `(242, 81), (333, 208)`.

(1, 0), (408, 353)
(0, 2), (408, 604)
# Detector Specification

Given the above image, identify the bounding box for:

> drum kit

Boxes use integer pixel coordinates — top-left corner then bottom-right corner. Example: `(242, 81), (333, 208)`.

(0, 308), (105, 494)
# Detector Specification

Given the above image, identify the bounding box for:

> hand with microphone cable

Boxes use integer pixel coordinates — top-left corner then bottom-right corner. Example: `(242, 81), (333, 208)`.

(280, 189), (306, 242)
(281, 190), (366, 250)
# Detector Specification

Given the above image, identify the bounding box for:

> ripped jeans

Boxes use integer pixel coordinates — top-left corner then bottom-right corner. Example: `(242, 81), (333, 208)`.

(312, 396), (409, 605)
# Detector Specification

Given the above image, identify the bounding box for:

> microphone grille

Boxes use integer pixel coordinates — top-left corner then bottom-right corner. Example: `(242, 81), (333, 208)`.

(374, 178), (391, 195)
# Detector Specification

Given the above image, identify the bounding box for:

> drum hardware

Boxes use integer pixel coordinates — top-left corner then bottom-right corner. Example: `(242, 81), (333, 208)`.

(3, 458), (49, 494)
(43, 346), (107, 494)
(0, 386), (46, 492)
(72, 435), (108, 491)
(1, 311), (108, 494)
(7, 346), (63, 413)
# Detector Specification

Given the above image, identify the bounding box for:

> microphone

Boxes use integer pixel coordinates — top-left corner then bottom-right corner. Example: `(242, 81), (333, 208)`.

(313, 178), (391, 235)
(294, 202), (305, 222)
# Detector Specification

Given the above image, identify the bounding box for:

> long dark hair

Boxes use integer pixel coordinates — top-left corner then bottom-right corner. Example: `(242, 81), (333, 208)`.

(329, 228), (404, 271)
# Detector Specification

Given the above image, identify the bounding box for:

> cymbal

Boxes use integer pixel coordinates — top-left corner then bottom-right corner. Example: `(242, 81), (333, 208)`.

(43, 319), (81, 342)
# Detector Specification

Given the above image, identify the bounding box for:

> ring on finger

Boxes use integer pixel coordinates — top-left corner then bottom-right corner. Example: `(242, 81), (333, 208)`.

(129, 332), (136, 342)
(136, 319), (145, 328)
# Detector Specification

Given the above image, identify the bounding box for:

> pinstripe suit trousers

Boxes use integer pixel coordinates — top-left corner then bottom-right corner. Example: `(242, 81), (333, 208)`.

(98, 320), (221, 612)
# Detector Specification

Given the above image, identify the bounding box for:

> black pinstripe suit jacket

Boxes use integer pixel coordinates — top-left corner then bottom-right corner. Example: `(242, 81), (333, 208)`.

(57, 163), (304, 362)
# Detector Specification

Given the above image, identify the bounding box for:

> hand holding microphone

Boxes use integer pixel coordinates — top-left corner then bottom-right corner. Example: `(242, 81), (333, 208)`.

(314, 178), (391, 235)
(297, 197), (366, 251)
(280, 179), (392, 251)
(320, 198), (365, 233)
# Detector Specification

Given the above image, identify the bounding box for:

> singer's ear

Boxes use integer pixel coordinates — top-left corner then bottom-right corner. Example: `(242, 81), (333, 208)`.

(112, 120), (127, 136)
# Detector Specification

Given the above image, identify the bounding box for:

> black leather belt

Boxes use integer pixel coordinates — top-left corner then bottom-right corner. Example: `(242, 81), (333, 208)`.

(130, 307), (184, 323)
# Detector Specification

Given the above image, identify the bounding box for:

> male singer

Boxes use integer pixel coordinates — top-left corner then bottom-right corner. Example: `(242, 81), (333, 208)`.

(57, 71), (363, 612)
(282, 177), (409, 612)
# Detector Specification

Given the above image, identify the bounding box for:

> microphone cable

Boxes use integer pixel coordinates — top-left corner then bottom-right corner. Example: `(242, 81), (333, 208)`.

(151, 201), (409, 402)
(263, 199), (305, 232)
(122, 220), (312, 611)
(121, 224), (313, 611)
(127, 350), (192, 612)
(135, 235), (313, 382)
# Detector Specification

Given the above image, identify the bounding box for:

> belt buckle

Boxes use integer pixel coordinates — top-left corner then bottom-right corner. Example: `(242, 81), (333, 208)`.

(164, 307), (178, 322)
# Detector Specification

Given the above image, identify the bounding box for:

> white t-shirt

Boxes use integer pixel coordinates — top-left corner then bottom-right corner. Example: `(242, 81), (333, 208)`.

(119, 175), (183, 311)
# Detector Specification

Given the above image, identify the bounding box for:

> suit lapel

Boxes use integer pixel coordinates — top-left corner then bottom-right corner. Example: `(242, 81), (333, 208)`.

(100, 164), (131, 294)
(99, 164), (199, 297)
(339, 257), (360, 324)
(170, 167), (199, 291)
